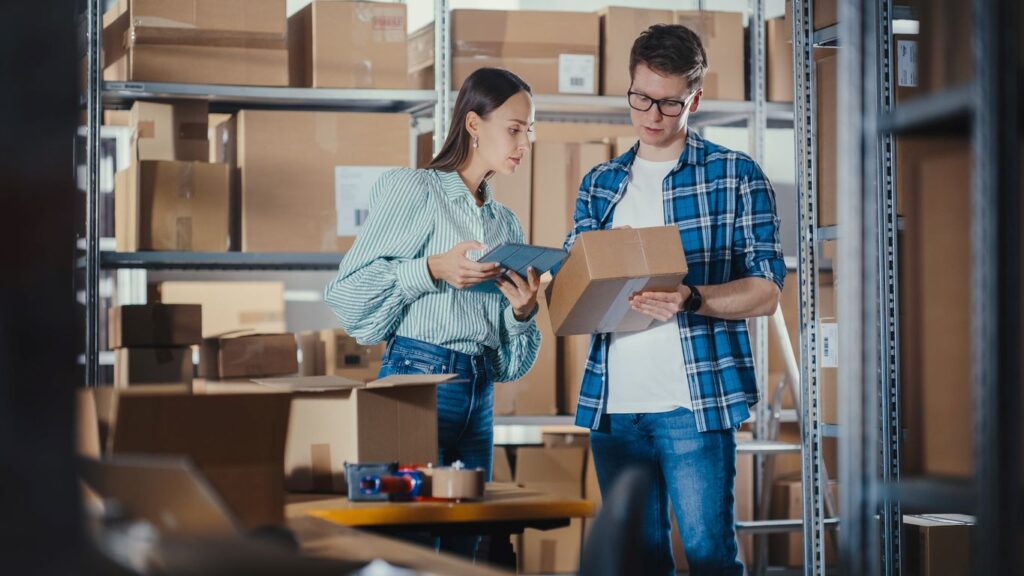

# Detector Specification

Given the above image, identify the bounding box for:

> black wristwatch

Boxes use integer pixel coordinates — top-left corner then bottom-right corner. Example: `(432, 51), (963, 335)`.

(682, 284), (703, 313)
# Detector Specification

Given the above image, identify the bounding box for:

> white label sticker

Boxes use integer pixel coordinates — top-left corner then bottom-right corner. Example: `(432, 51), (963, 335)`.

(820, 322), (839, 368)
(897, 40), (918, 87)
(335, 166), (398, 237)
(558, 54), (596, 94)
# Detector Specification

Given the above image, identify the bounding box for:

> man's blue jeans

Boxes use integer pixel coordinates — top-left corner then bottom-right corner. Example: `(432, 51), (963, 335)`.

(590, 407), (744, 576)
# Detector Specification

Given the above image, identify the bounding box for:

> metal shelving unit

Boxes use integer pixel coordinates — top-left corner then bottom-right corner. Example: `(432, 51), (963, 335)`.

(839, 0), (1021, 575)
(99, 251), (345, 271)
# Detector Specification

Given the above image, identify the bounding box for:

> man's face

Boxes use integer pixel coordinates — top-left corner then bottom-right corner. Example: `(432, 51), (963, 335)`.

(628, 63), (700, 149)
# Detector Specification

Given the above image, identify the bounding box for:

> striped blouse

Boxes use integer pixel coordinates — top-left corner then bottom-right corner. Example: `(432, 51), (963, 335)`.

(323, 168), (541, 383)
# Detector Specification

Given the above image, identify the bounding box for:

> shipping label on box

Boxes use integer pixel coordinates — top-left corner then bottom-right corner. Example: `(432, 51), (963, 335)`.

(335, 166), (399, 237)
(558, 54), (596, 94)
(819, 321), (839, 368)
(897, 40), (918, 87)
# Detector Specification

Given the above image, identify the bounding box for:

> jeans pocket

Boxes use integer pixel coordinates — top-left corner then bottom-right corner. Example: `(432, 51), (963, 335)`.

(381, 356), (442, 376)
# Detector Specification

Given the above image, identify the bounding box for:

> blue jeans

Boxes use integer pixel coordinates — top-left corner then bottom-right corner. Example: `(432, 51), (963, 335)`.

(378, 336), (494, 559)
(590, 408), (743, 576)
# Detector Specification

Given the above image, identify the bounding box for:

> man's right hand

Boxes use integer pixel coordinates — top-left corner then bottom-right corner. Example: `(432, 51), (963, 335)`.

(427, 241), (502, 289)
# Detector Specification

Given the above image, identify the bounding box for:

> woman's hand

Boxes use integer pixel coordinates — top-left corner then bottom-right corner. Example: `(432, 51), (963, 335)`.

(498, 268), (540, 321)
(427, 241), (502, 289)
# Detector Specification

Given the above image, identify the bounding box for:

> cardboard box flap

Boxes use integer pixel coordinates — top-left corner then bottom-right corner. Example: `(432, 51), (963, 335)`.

(577, 226), (687, 280)
(254, 375), (364, 392)
(366, 374), (461, 388)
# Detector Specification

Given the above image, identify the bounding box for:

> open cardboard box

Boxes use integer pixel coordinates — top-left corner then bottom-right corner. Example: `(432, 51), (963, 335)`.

(253, 374), (459, 493)
(546, 226), (688, 336)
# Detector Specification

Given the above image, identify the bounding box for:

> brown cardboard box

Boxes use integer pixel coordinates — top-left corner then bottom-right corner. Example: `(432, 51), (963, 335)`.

(115, 160), (231, 252)
(416, 131), (434, 169)
(297, 330), (324, 377)
(817, 52), (837, 227)
(452, 10), (600, 96)
(918, 0), (972, 91)
(155, 281), (285, 338)
(408, 23), (434, 89)
(531, 141), (611, 249)
(105, 110), (131, 127)
(768, 270), (835, 411)
(114, 347), (193, 389)
(102, 0), (288, 86)
(236, 110), (410, 252)
(108, 304), (202, 349)
(547, 226), (688, 336)
(319, 329), (385, 381)
(903, 514), (974, 576)
(784, 0), (838, 34)
(109, 390), (292, 529)
(559, 335), (590, 415)
(495, 286), (557, 416)
(598, 7), (673, 97)
(819, 315), (839, 424)
(770, 474), (840, 566)
(767, 18), (794, 102)
(255, 374), (452, 493)
(674, 11), (745, 101)
(130, 101), (209, 163)
(490, 153), (533, 242)
(288, 1), (406, 89)
(516, 446), (586, 574)
(199, 332), (298, 380)
(534, 121), (637, 144)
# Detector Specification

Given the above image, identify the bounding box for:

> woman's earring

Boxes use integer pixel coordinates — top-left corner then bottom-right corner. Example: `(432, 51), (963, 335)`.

(472, 137), (479, 149)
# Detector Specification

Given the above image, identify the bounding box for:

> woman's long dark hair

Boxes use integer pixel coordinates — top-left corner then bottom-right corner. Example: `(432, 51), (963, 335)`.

(427, 67), (532, 174)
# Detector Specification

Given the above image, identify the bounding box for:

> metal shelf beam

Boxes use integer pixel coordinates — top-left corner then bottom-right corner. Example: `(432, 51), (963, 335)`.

(881, 478), (976, 515)
(878, 84), (974, 135)
(100, 252), (344, 271)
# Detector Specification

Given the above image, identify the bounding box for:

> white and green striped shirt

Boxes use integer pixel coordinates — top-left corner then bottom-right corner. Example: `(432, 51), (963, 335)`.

(324, 168), (541, 383)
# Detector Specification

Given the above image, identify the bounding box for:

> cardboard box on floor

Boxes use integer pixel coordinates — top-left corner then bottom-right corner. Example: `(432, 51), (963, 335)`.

(674, 11), (745, 101)
(108, 304), (202, 349)
(109, 389), (293, 529)
(515, 446), (586, 574)
(903, 514), (974, 576)
(254, 374), (452, 493)
(115, 160), (231, 252)
(114, 347), (193, 389)
(155, 281), (285, 338)
(452, 10), (600, 95)
(531, 141), (610, 249)
(236, 110), (410, 252)
(547, 226), (688, 337)
(767, 18), (793, 102)
(408, 23), (434, 89)
(130, 101), (209, 163)
(102, 0), (288, 86)
(199, 332), (298, 380)
(770, 474), (840, 567)
(495, 285), (558, 416)
(288, 1), (407, 89)
(598, 7), (673, 97)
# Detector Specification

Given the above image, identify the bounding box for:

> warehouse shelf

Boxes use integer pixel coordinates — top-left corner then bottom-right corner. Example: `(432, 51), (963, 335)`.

(99, 251), (344, 271)
(736, 440), (802, 455)
(813, 24), (840, 47)
(878, 84), (974, 135)
(736, 517), (839, 534)
(882, 478), (976, 514)
(817, 216), (904, 242)
(101, 81), (438, 114)
(531, 94), (793, 128)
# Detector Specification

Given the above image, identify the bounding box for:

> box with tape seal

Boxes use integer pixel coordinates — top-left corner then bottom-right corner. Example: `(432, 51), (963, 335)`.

(546, 226), (688, 336)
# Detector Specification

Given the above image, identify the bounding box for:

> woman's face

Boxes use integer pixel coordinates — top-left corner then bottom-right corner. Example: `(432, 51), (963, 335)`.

(471, 91), (535, 176)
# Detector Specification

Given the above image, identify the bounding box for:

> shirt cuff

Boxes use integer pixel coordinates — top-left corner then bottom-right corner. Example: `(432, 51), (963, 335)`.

(504, 304), (538, 336)
(396, 256), (440, 299)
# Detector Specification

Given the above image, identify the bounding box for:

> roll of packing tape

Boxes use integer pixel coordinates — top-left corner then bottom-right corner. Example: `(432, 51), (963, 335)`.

(429, 465), (485, 500)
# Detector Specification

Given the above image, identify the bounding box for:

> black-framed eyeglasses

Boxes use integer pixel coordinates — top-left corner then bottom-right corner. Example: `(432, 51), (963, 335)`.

(627, 90), (696, 117)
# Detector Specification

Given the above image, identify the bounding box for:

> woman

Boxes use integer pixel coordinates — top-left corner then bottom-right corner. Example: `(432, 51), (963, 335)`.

(324, 67), (541, 555)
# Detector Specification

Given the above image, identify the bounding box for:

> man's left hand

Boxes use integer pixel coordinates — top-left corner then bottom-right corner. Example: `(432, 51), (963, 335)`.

(630, 286), (688, 322)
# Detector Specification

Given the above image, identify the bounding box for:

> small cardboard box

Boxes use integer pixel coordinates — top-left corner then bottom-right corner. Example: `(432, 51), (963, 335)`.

(254, 374), (455, 493)
(767, 18), (794, 102)
(155, 281), (285, 338)
(452, 9), (600, 95)
(108, 304), (202, 349)
(130, 101), (209, 163)
(674, 11), (745, 101)
(319, 329), (385, 381)
(199, 332), (298, 380)
(288, 1), (407, 89)
(816, 51), (838, 227)
(114, 347), (193, 389)
(115, 160), (231, 252)
(903, 514), (974, 576)
(515, 446), (586, 574)
(407, 22), (434, 89)
(598, 7), (673, 97)
(547, 226), (688, 336)
(102, 0), (288, 86)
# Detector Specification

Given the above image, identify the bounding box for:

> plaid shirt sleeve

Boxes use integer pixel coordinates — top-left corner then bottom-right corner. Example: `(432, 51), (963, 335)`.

(732, 159), (786, 290)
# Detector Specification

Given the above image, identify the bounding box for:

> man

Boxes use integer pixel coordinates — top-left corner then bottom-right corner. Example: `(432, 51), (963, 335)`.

(562, 24), (785, 575)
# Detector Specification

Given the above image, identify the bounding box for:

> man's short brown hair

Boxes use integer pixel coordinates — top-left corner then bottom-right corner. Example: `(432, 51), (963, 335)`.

(629, 24), (709, 92)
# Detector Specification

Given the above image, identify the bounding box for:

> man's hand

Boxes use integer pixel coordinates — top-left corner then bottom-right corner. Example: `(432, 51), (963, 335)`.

(498, 268), (540, 320)
(630, 286), (687, 322)
(427, 241), (502, 289)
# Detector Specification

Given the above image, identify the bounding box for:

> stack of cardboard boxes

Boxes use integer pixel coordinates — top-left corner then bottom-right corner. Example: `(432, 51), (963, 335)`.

(109, 303), (202, 389)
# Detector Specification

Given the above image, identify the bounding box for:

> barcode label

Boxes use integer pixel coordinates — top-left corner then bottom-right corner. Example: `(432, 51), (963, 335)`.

(335, 166), (400, 237)
(897, 40), (917, 87)
(558, 54), (595, 94)
(820, 322), (839, 368)
(354, 209), (369, 227)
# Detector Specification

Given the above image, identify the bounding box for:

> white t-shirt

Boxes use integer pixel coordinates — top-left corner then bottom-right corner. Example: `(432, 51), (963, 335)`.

(607, 156), (693, 414)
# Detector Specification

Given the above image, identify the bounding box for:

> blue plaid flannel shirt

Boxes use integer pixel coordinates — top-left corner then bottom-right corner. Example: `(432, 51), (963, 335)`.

(562, 129), (786, 433)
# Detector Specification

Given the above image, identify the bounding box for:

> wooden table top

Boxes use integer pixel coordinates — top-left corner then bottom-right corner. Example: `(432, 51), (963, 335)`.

(286, 482), (596, 527)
